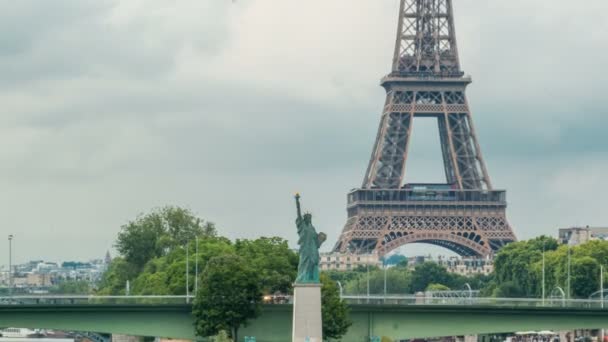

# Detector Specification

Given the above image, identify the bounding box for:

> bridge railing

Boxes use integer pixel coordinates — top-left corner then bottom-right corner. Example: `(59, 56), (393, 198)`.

(3, 295), (607, 309)
(341, 295), (608, 309)
(0, 295), (195, 305)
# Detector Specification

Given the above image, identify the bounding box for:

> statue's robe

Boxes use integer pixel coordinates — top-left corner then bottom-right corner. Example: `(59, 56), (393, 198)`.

(295, 217), (321, 283)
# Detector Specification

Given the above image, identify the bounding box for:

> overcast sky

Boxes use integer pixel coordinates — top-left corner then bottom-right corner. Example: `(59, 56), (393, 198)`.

(1, 0), (607, 264)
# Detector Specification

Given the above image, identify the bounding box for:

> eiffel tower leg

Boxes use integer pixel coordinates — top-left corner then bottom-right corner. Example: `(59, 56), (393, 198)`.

(438, 114), (459, 186)
(362, 95), (415, 189)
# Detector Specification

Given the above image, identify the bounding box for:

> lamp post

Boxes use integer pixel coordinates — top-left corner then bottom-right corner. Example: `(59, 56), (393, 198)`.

(601, 265), (604, 309)
(185, 242), (190, 303)
(366, 248), (370, 303)
(542, 241), (546, 305)
(384, 261), (388, 300)
(195, 235), (199, 296)
(8, 235), (13, 296)
(567, 245), (571, 300)
(366, 257), (370, 302)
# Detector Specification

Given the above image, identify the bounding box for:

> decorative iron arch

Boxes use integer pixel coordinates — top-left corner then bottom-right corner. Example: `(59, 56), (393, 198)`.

(375, 231), (493, 257)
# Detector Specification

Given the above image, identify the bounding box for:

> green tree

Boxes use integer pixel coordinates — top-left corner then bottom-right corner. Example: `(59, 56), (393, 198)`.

(571, 256), (600, 298)
(50, 280), (90, 294)
(116, 206), (216, 270)
(576, 240), (608, 265)
(409, 262), (453, 292)
(426, 283), (450, 291)
(97, 257), (138, 295)
(343, 268), (410, 295)
(483, 238), (608, 299)
(492, 236), (558, 297)
(235, 237), (298, 294)
(464, 273), (494, 292)
(323, 266), (372, 285)
(210, 331), (233, 342)
(320, 273), (352, 341)
(193, 255), (262, 341)
(492, 281), (525, 298)
(130, 236), (235, 295)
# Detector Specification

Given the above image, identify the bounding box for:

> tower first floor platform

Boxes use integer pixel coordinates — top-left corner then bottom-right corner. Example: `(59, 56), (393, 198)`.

(333, 188), (516, 257)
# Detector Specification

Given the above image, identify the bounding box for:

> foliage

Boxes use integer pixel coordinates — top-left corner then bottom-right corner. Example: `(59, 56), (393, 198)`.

(492, 236), (558, 297)
(130, 236), (235, 295)
(210, 331), (233, 342)
(193, 255), (263, 340)
(323, 266), (375, 285)
(571, 256), (600, 298)
(339, 261), (491, 296)
(492, 281), (525, 298)
(235, 237), (298, 294)
(320, 273), (352, 341)
(464, 273), (494, 291)
(116, 206), (216, 270)
(488, 237), (608, 298)
(343, 267), (411, 295)
(384, 254), (407, 266)
(49, 280), (90, 294)
(97, 257), (138, 295)
(426, 283), (450, 291)
(409, 262), (454, 292)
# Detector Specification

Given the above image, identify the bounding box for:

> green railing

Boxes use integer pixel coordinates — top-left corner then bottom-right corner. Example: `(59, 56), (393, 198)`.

(0, 295), (194, 305)
(341, 295), (608, 309)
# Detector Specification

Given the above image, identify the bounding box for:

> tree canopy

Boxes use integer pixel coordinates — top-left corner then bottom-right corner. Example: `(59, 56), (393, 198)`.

(98, 206), (304, 338)
(193, 254), (263, 341)
(489, 237), (608, 298)
(115, 206), (216, 270)
(320, 273), (352, 341)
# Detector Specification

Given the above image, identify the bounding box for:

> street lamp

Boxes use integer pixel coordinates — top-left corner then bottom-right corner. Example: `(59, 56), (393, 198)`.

(8, 235), (13, 296)
(366, 248), (370, 303)
(384, 259), (388, 300)
(195, 235), (199, 295)
(542, 240), (546, 305)
(185, 242), (190, 303)
(601, 265), (604, 309)
(567, 245), (571, 300)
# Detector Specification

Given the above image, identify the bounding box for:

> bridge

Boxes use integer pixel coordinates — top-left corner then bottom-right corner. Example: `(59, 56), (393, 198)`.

(2, 296), (608, 341)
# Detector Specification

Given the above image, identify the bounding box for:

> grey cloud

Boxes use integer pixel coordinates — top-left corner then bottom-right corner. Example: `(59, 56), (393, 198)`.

(0, 0), (607, 262)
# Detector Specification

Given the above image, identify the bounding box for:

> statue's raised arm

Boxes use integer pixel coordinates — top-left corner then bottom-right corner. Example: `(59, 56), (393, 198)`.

(295, 193), (302, 220)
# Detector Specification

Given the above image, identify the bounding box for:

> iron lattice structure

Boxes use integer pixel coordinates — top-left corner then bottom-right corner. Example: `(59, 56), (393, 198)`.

(333, 0), (517, 257)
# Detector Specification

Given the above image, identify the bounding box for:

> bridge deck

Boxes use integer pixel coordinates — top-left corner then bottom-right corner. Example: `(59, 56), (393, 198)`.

(2, 297), (608, 341)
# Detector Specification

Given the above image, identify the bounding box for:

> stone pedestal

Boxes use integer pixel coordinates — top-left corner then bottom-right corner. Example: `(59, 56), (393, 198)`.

(292, 283), (323, 342)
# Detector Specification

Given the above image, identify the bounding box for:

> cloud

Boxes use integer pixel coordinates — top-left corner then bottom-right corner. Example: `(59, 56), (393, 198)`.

(0, 0), (606, 262)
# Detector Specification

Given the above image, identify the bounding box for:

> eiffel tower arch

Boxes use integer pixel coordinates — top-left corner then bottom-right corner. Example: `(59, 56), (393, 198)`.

(333, 0), (517, 257)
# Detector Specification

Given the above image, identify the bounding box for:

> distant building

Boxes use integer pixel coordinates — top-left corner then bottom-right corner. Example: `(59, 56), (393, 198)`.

(436, 256), (494, 276)
(406, 255), (493, 276)
(4, 255), (109, 292)
(407, 255), (432, 268)
(319, 252), (381, 271)
(558, 226), (608, 246)
(12, 273), (52, 287)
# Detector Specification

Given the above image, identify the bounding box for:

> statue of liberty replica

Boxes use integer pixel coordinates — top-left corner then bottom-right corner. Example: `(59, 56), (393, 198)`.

(294, 193), (326, 283)
(292, 193), (325, 342)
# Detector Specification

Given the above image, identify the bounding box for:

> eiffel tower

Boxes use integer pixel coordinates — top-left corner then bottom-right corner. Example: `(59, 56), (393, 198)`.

(333, 0), (517, 257)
